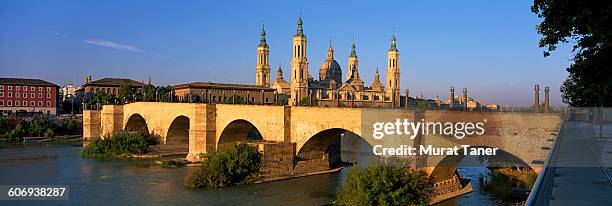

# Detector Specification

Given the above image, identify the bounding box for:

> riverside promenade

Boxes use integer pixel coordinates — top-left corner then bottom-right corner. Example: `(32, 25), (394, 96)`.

(528, 120), (612, 205)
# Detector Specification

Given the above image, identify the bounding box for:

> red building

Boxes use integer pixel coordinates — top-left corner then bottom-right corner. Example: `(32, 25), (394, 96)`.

(0, 78), (59, 115)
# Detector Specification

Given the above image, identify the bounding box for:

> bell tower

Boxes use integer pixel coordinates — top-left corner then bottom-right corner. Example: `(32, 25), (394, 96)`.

(256, 24), (271, 87)
(386, 33), (400, 105)
(346, 41), (359, 81)
(290, 12), (309, 105)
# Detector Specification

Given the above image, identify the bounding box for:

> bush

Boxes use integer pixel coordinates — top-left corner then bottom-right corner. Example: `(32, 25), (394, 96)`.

(335, 164), (434, 206)
(81, 131), (160, 157)
(161, 160), (186, 168)
(185, 143), (262, 188)
(44, 128), (54, 138)
(2, 124), (25, 143)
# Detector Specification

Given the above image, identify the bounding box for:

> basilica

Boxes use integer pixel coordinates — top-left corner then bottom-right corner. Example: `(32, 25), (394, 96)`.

(262, 15), (402, 107)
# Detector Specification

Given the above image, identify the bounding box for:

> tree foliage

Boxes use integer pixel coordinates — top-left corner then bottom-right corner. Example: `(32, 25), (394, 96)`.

(184, 143), (262, 188)
(335, 164), (434, 206)
(81, 131), (160, 157)
(532, 0), (612, 106)
(298, 96), (318, 106)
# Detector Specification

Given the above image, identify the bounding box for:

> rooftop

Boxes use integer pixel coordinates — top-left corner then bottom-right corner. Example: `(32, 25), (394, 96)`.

(84, 78), (146, 87)
(173, 82), (274, 91)
(0, 77), (58, 87)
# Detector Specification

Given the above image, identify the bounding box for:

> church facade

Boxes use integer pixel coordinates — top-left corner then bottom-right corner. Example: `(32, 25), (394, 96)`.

(264, 15), (402, 107)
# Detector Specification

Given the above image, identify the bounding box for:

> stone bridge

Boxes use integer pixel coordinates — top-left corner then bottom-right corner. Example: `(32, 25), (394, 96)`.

(83, 102), (562, 181)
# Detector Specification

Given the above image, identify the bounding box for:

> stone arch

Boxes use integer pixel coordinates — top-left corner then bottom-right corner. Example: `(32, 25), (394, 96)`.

(295, 128), (375, 174)
(125, 113), (149, 133)
(429, 145), (532, 182)
(164, 115), (190, 153)
(217, 119), (264, 150)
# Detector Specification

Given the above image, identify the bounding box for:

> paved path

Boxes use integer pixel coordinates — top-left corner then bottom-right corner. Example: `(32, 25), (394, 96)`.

(546, 121), (612, 205)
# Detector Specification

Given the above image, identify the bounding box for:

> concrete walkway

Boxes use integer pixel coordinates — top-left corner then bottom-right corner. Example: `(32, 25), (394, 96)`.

(547, 121), (612, 205)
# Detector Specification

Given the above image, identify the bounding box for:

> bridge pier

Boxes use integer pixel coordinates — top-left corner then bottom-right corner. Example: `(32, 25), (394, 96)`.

(82, 110), (101, 146)
(101, 105), (124, 138)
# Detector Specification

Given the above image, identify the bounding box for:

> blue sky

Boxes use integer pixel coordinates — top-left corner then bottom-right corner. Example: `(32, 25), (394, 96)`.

(0, 0), (572, 106)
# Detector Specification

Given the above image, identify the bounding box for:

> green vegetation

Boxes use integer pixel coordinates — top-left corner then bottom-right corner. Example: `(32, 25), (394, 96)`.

(335, 164), (434, 206)
(483, 167), (537, 202)
(532, 1), (612, 107)
(298, 96), (318, 106)
(0, 115), (82, 144)
(161, 159), (186, 168)
(223, 95), (246, 104)
(84, 84), (178, 109)
(275, 95), (289, 106)
(81, 131), (160, 158)
(415, 101), (431, 111)
(184, 143), (262, 188)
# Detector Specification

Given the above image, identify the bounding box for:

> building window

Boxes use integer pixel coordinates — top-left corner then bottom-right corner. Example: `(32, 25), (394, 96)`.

(15, 101), (20, 106)
(23, 86), (27, 91)
(8, 100), (12, 106)
(38, 101), (43, 106)
(8, 92), (12, 97)
(23, 101), (27, 106)
(0, 85), (3, 90)
(30, 101), (34, 106)
(31, 93), (35, 98)
(23, 93), (27, 98)
(0, 100), (3, 106)
(38, 87), (43, 92)
(46, 101), (51, 107)
(15, 92), (20, 98)
(46, 87), (51, 92)
(31, 86), (35, 91)
(0, 92), (3, 97)
(8, 86), (13, 90)
(38, 93), (42, 98)
(46, 93), (51, 98)
(16, 86), (20, 91)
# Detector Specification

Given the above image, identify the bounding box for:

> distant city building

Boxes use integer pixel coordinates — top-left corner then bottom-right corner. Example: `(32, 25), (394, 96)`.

(486, 104), (500, 111)
(261, 14), (400, 107)
(172, 82), (275, 104)
(61, 83), (80, 101)
(0, 77), (59, 115)
(78, 76), (146, 96)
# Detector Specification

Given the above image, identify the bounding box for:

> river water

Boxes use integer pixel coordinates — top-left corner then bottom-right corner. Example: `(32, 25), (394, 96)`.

(0, 140), (506, 206)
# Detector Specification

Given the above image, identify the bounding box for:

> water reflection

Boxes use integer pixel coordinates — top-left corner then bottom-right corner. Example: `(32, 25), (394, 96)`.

(0, 138), (505, 206)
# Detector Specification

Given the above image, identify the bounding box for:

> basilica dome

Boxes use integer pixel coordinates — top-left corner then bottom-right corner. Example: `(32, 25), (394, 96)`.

(319, 59), (342, 84)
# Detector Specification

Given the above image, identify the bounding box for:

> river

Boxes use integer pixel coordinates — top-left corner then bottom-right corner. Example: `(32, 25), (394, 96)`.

(0, 140), (508, 206)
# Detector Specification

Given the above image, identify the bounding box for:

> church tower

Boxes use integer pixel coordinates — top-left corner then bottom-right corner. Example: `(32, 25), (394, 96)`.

(290, 13), (310, 105)
(386, 33), (400, 104)
(256, 24), (271, 87)
(346, 41), (359, 80)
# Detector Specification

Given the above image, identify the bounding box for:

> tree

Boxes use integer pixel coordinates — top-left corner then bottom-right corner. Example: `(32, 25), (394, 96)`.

(336, 164), (434, 206)
(224, 95), (246, 104)
(298, 96), (318, 106)
(30, 114), (50, 136)
(117, 85), (136, 102)
(532, 0), (612, 107)
(416, 101), (431, 111)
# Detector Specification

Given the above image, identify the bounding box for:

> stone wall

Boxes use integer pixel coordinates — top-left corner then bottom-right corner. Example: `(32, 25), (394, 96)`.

(82, 110), (101, 146)
(256, 142), (296, 178)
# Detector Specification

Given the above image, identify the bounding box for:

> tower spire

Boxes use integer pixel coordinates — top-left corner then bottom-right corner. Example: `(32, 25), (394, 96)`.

(349, 40), (357, 58)
(296, 10), (304, 36)
(259, 22), (268, 47)
(327, 39), (334, 59)
(389, 32), (398, 51)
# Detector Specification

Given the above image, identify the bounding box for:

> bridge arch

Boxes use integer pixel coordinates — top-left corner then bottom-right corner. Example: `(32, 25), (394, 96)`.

(217, 119), (264, 150)
(429, 145), (533, 182)
(295, 128), (376, 174)
(164, 115), (190, 153)
(125, 113), (149, 133)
